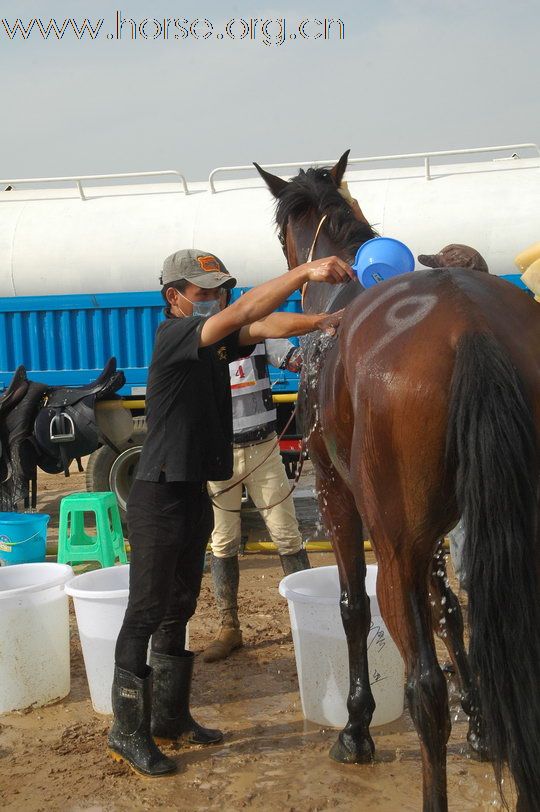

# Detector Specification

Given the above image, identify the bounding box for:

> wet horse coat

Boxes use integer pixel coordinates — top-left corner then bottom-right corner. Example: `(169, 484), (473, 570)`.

(255, 154), (540, 812)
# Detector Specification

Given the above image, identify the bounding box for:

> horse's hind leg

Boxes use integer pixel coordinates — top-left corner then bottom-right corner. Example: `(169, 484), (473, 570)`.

(316, 466), (375, 764)
(429, 544), (489, 760)
(375, 539), (450, 812)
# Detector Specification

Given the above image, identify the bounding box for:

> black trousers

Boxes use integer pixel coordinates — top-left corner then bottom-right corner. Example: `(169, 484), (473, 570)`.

(115, 477), (213, 677)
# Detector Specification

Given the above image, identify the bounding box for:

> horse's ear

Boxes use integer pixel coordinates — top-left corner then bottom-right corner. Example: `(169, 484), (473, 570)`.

(329, 150), (351, 185)
(253, 163), (288, 197)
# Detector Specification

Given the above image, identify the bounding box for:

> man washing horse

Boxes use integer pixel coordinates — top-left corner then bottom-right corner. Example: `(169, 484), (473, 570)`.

(108, 248), (352, 778)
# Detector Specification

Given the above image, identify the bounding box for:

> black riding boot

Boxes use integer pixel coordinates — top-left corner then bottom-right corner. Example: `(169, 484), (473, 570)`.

(108, 666), (176, 777)
(203, 555), (243, 663)
(150, 650), (223, 745)
(280, 547), (311, 575)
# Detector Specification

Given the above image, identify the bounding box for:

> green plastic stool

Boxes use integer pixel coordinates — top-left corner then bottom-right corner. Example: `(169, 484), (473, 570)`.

(57, 492), (127, 567)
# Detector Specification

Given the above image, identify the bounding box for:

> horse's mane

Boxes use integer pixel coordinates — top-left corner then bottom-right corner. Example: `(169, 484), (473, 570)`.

(275, 166), (377, 263)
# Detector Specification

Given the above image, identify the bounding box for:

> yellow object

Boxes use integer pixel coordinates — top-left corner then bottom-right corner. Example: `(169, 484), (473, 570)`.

(95, 399), (145, 411)
(97, 394), (297, 411)
(514, 241), (540, 272)
(521, 258), (540, 302)
(67, 538), (451, 556)
(272, 393), (298, 403)
(235, 538), (450, 553)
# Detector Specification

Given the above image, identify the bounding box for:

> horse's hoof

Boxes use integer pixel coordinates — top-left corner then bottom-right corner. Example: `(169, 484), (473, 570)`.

(329, 731), (374, 764)
(467, 730), (492, 762)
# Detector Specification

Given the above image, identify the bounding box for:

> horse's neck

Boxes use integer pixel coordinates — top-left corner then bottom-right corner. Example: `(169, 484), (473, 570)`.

(302, 236), (363, 314)
(303, 273), (363, 314)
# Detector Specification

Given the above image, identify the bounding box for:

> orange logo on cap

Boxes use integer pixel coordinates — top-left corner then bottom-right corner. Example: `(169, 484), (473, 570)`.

(196, 255), (221, 273)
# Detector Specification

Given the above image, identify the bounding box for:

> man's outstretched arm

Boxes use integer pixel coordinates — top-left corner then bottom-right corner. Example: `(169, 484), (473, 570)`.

(199, 256), (353, 348)
(238, 309), (344, 345)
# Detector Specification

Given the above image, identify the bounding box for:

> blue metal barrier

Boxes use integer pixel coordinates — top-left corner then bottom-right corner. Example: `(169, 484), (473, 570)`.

(0, 288), (303, 394)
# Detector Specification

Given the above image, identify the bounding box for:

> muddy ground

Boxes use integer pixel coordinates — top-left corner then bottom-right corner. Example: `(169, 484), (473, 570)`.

(0, 469), (507, 811)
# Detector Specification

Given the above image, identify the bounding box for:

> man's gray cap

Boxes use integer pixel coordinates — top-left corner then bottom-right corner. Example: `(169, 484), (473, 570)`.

(161, 249), (236, 288)
(418, 244), (489, 273)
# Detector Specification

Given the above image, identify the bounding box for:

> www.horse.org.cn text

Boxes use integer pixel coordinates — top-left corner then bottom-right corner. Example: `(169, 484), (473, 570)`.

(0, 14), (346, 46)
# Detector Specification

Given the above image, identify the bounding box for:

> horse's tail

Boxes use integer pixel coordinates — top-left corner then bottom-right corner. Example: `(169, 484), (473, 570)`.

(446, 331), (540, 809)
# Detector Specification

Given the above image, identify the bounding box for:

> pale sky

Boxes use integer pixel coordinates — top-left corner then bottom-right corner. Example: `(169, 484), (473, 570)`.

(1, 0), (540, 181)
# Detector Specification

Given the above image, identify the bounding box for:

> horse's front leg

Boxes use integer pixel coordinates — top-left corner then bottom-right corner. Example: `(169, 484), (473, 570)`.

(316, 468), (375, 764)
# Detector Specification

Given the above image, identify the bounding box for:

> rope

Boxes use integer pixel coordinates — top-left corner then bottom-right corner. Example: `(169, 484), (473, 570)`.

(209, 407), (307, 514)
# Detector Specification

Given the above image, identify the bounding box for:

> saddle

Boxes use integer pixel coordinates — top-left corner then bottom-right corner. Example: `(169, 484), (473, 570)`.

(0, 358), (125, 510)
(0, 366), (30, 419)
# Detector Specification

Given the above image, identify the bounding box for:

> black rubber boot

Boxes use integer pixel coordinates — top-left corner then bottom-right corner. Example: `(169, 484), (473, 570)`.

(280, 547), (311, 575)
(150, 651), (223, 745)
(203, 555), (243, 663)
(108, 666), (176, 777)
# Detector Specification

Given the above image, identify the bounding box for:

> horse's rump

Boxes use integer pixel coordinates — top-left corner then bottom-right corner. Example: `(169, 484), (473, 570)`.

(309, 268), (540, 536)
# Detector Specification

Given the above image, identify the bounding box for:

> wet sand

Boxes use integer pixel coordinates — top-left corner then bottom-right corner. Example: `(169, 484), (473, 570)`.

(0, 470), (508, 811)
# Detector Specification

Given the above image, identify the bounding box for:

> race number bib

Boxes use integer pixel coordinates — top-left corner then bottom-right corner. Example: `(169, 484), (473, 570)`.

(230, 357), (257, 390)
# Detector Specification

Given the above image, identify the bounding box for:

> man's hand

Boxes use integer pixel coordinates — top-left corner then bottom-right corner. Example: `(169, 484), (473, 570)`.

(302, 256), (355, 284)
(314, 309), (344, 337)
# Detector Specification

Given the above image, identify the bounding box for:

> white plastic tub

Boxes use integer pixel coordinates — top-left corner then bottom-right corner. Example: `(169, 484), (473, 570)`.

(0, 563), (73, 713)
(65, 565), (129, 714)
(279, 564), (404, 728)
(65, 565), (189, 714)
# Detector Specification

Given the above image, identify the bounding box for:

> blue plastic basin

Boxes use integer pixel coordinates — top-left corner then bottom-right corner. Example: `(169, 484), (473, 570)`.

(353, 237), (415, 288)
(0, 513), (50, 566)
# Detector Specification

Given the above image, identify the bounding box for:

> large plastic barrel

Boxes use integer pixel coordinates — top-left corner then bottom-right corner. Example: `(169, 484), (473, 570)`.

(279, 564), (404, 728)
(65, 565), (189, 714)
(65, 565), (130, 714)
(0, 563), (73, 713)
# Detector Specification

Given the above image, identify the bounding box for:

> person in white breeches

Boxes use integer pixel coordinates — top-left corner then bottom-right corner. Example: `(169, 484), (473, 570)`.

(204, 338), (309, 662)
(210, 436), (303, 559)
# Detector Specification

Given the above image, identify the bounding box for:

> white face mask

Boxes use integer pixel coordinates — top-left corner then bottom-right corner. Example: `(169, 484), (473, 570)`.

(178, 292), (220, 319)
(192, 300), (221, 318)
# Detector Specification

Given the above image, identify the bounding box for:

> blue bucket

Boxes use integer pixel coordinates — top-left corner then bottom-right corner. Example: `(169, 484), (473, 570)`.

(353, 237), (415, 288)
(0, 513), (50, 566)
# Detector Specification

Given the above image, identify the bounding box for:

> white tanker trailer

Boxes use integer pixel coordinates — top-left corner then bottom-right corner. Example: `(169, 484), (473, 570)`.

(0, 143), (538, 515)
(1, 143), (540, 296)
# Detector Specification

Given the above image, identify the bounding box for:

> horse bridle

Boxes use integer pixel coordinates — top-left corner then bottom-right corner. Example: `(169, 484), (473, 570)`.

(305, 214), (328, 263)
(279, 213), (329, 267)
(279, 213), (329, 311)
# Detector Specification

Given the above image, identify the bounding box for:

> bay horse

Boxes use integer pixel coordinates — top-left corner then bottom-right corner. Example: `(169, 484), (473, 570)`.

(254, 152), (540, 812)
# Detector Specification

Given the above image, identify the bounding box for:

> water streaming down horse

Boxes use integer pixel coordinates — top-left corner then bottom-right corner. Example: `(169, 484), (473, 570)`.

(255, 153), (540, 812)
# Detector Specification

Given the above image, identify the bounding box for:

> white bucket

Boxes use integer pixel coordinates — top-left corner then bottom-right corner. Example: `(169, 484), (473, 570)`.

(0, 563), (73, 713)
(279, 564), (404, 728)
(65, 565), (189, 714)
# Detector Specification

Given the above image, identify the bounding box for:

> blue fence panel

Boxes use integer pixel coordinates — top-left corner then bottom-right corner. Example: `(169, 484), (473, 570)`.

(0, 288), (304, 394)
(0, 291), (164, 393)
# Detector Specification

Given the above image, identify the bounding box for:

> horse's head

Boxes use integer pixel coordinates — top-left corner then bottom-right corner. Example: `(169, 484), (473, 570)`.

(254, 151), (377, 313)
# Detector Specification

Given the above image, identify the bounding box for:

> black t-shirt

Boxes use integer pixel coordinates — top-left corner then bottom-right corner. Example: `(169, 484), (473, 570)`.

(136, 315), (251, 483)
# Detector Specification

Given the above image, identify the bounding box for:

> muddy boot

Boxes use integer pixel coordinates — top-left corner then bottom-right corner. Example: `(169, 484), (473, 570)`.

(203, 555), (243, 663)
(150, 651), (223, 745)
(108, 666), (176, 777)
(280, 548), (311, 575)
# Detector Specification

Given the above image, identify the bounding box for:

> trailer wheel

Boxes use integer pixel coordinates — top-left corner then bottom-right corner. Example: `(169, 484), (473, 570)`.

(86, 417), (147, 525)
